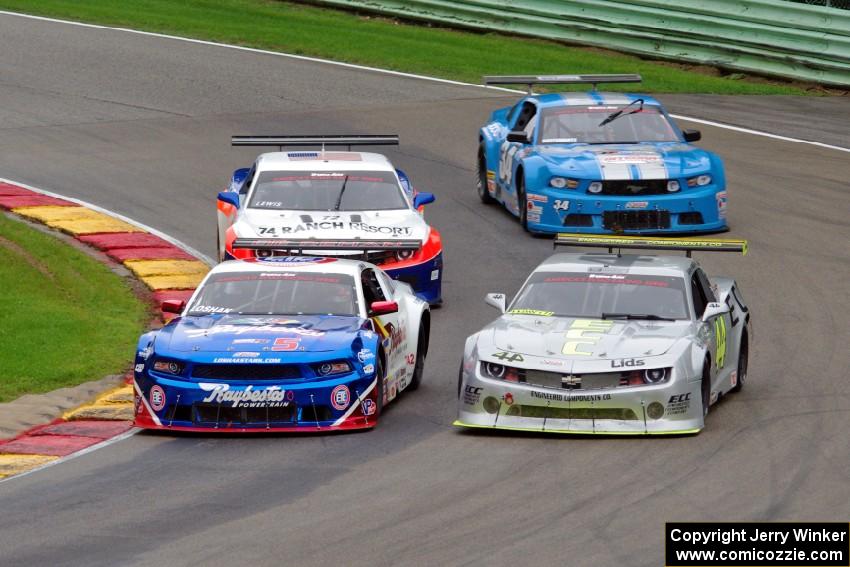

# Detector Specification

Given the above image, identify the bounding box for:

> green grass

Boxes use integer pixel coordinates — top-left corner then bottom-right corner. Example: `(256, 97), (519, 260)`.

(0, 215), (149, 402)
(0, 0), (811, 95)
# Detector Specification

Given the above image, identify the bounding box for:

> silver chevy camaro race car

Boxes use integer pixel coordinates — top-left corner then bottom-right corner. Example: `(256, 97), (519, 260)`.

(456, 234), (751, 435)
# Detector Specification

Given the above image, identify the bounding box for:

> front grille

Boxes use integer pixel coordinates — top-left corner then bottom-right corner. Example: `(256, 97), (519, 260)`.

(506, 405), (639, 420)
(192, 364), (301, 380)
(563, 214), (594, 227)
(600, 180), (668, 195)
(193, 403), (296, 425)
(678, 212), (704, 225)
(521, 370), (631, 390)
(603, 210), (670, 230)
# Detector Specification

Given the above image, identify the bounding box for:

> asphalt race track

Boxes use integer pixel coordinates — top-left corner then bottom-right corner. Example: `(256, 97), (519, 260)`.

(1, 12), (849, 567)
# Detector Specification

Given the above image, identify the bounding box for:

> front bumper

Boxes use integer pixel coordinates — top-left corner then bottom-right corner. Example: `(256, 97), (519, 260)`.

(134, 371), (380, 433)
(456, 364), (703, 435)
(525, 185), (728, 235)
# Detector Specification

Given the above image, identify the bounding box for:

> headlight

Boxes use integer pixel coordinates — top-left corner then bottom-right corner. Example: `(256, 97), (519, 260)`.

(314, 361), (352, 376)
(481, 362), (521, 382)
(666, 180), (680, 193)
(643, 368), (668, 383)
(550, 177), (579, 189)
(395, 249), (415, 261)
(588, 181), (603, 194)
(687, 174), (712, 187)
(152, 359), (185, 375)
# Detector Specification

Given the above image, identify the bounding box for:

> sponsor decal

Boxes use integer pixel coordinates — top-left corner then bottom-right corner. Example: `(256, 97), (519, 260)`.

(527, 212), (541, 223)
(553, 199), (570, 212)
(597, 153), (663, 165)
(716, 191), (728, 219)
(149, 385), (166, 412)
(588, 273), (625, 280)
(331, 385), (351, 411)
(272, 337), (301, 351)
(232, 351), (260, 358)
(191, 305), (233, 314)
(503, 392), (514, 406)
(487, 180), (496, 193)
(527, 193), (548, 203)
(199, 383), (292, 408)
(667, 393), (691, 416)
(430, 269), (439, 281)
(730, 370), (738, 388)
(134, 363), (144, 373)
(625, 201), (648, 209)
(361, 398), (377, 416)
(509, 308), (553, 317)
(212, 357), (281, 363)
(357, 348), (375, 362)
(542, 359), (567, 367)
(260, 222), (413, 236)
(256, 256), (335, 264)
(611, 358), (645, 368)
(233, 338), (270, 345)
(138, 346), (153, 360)
(530, 390), (613, 402)
(492, 351), (524, 363)
(185, 324), (324, 338)
(463, 385), (483, 406)
(362, 363), (375, 374)
(714, 316), (728, 369)
(405, 353), (416, 365)
(562, 319), (614, 356)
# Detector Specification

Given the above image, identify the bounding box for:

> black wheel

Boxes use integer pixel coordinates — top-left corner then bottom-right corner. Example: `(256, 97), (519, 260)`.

(517, 174), (529, 232)
(406, 324), (426, 391)
(477, 144), (496, 204)
(732, 330), (748, 393)
(701, 362), (711, 418)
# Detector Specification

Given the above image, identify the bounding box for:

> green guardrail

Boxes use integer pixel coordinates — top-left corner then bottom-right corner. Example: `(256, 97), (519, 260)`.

(305, 0), (850, 86)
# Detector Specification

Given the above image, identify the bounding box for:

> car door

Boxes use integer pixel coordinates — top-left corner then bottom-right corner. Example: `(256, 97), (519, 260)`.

(498, 100), (538, 191)
(362, 267), (405, 402)
(691, 269), (729, 392)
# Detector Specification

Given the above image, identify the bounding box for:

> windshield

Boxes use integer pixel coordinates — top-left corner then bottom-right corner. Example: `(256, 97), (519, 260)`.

(510, 271), (689, 320)
(248, 170), (408, 211)
(539, 106), (679, 144)
(188, 271), (359, 317)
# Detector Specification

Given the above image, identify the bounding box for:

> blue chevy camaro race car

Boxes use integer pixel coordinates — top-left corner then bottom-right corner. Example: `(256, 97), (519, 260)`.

(133, 256), (430, 432)
(478, 74), (728, 235)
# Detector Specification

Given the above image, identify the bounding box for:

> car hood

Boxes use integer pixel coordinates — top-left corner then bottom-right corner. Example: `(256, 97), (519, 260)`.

(235, 208), (429, 242)
(159, 314), (365, 353)
(533, 142), (712, 179)
(483, 315), (691, 360)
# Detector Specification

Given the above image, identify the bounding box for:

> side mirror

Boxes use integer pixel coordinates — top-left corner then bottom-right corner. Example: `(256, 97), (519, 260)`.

(217, 191), (240, 209)
(701, 302), (728, 322)
(370, 300), (398, 316)
(161, 299), (186, 314)
(506, 131), (531, 144)
(683, 129), (701, 142)
(413, 192), (436, 208)
(485, 293), (506, 313)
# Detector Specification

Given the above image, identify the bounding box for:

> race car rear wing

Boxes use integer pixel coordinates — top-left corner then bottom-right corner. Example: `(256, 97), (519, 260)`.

(554, 233), (748, 257)
(483, 74), (642, 94)
(233, 237), (421, 255)
(231, 135), (399, 151)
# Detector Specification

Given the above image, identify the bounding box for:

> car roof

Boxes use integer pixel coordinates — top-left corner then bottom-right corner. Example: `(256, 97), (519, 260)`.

(210, 257), (365, 277)
(536, 252), (696, 277)
(529, 91), (663, 110)
(255, 151), (396, 172)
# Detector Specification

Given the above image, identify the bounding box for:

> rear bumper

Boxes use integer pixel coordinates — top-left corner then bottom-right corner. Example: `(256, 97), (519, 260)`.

(525, 186), (728, 235)
(455, 364), (703, 435)
(384, 252), (443, 305)
(133, 371), (379, 433)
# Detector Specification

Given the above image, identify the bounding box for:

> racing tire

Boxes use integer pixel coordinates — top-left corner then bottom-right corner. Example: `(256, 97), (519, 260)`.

(517, 174), (529, 232)
(406, 324), (427, 391)
(732, 330), (748, 393)
(477, 144), (496, 204)
(701, 362), (711, 418)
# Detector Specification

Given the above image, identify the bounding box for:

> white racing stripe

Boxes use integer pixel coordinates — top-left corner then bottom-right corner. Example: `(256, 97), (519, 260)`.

(0, 10), (847, 154)
(332, 377), (378, 426)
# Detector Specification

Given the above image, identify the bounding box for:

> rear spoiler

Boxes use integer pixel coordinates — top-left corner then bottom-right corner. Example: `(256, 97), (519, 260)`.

(554, 233), (748, 258)
(233, 238), (421, 253)
(231, 135), (399, 151)
(483, 74), (642, 94)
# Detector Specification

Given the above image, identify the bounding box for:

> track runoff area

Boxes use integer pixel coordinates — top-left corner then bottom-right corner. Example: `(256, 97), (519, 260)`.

(0, 11), (846, 565)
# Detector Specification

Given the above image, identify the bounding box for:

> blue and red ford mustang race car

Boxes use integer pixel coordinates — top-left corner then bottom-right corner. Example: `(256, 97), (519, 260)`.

(478, 74), (728, 235)
(133, 256), (430, 432)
